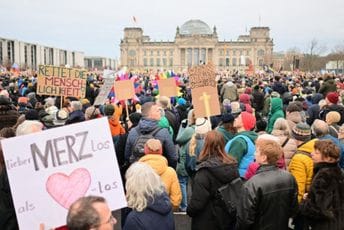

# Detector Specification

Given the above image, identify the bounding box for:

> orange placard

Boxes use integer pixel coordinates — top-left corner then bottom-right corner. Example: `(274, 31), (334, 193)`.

(157, 78), (178, 97)
(114, 80), (135, 100)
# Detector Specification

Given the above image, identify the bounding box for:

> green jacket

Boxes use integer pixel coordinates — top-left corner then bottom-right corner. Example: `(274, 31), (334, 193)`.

(175, 125), (195, 176)
(226, 131), (258, 163)
(267, 97), (284, 133)
(158, 116), (174, 138)
(216, 126), (235, 144)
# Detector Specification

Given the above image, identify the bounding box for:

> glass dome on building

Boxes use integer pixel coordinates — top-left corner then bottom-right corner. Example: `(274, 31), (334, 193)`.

(179, 19), (212, 35)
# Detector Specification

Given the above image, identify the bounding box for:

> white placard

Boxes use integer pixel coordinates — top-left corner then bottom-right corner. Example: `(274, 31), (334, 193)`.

(1, 118), (127, 229)
(93, 78), (114, 105)
(103, 69), (116, 79)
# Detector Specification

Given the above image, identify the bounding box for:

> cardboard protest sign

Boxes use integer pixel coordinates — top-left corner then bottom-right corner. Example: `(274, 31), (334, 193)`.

(1, 118), (126, 229)
(188, 62), (221, 118)
(93, 78), (114, 105)
(114, 80), (135, 100)
(157, 78), (178, 97)
(37, 65), (87, 98)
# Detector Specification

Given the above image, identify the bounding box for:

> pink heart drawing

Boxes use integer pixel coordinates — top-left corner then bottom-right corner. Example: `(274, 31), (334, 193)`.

(46, 168), (91, 209)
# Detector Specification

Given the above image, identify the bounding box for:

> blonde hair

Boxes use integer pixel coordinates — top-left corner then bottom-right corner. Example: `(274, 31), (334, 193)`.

(125, 162), (165, 212)
(326, 111), (341, 125)
(158, 96), (171, 109)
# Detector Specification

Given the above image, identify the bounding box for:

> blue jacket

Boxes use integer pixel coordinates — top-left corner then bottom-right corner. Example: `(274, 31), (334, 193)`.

(123, 192), (175, 230)
(125, 118), (177, 168)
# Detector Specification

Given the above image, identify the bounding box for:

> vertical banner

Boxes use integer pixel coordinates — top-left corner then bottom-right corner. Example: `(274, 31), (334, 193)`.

(93, 78), (114, 105)
(1, 118), (127, 229)
(188, 62), (221, 118)
(157, 78), (178, 97)
(37, 65), (87, 98)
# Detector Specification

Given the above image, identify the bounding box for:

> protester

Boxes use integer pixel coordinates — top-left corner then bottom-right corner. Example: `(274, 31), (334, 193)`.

(123, 162), (175, 230)
(67, 196), (117, 230)
(267, 97), (284, 133)
(216, 113), (236, 143)
(65, 101), (85, 124)
(187, 130), (239, 230)
(237, 139), (298, 230)
(300, 140), (344, 229)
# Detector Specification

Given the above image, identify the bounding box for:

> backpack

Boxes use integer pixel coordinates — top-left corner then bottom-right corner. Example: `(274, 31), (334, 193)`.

(225, 135), (256, 177)
(211, 177), (244, 230)
(130, 126), (162, 163)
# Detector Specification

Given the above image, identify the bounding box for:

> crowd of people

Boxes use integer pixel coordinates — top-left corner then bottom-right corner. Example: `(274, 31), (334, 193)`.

(1, 69), (344, 230)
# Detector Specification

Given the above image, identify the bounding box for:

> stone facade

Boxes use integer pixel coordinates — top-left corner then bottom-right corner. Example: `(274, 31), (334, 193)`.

(120, 19), (273, 72)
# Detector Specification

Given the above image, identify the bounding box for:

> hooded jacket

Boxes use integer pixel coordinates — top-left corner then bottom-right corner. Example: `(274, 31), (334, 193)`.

(267, 98), (284, 133)
(125, 118), (177, 168)
(288, 139), (317, 202)
(187, 157), (239, 230)
(123, 192), (175, 230)
(176, 125), (195, 177)
(108, 116), (125, 136)
(139, 155), (182, 208)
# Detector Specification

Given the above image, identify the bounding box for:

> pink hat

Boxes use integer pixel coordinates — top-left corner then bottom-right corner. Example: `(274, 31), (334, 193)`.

(241, 111), (256, 131)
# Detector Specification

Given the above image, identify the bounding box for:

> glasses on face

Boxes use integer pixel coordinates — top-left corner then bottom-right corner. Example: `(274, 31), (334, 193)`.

(93, 215), (116, 228)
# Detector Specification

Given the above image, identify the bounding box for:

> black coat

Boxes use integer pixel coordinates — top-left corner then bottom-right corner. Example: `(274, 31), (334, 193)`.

(236, 165), (298, 230)
(300, 162), (344, 230)
(187, 157), (239, 230)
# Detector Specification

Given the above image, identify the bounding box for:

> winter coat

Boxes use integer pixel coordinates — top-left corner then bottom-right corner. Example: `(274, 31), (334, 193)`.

(267, 98), (284, 133)
(176, 125), (195, 177)
(286, 111), (302, 133)
(125, 118), (177, 168)
(187, 157), (239, 230)
(237, 165), (298, 230)
(123, 192), (175, 230)
(108, 116), (125, 137)
(300, 162), (344, 230)
(306, 93), (323, 125)
(225, 131), (258, 165)
(318, 78), (337, 97)
(288, 139), (317, 202)
(252, 89), (265, 112)
(176, 104), (188, 122)
(65, 110), (85, 125)
(0, 96), (19, 130)
(271, 130), (297, 168)
(185, 134), (205, 178)
(0, 169), (19, 230)
(272, 81), (287, 96)
(220, 81), (238, 102)
(139, 154), (182, 208)
(158, 116), (174, 137)
(320, 104), (344, 125)
(164, 108), (179, 142)
(216, 126), (234, 144)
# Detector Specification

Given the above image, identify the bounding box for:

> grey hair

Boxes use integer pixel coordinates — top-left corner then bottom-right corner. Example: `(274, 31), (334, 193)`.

(311, 119), (329, 137)
(272, 118), (291, 136)
(44, 97), (56, 108)
(125, 162), (165, 212)
(71, 101), (82, 111)
(16, 120), (43, 136)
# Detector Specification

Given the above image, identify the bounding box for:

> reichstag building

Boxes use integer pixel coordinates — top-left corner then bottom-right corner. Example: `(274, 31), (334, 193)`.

(120, 19), (273, 71)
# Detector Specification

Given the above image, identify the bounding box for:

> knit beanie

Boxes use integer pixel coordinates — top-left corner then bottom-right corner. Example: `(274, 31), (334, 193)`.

(104, 104), (115, 117)
(144, 139), (162, 155)
(195, 118), (212, 135)
(326, 92), (339, 104)
(326, 111), (341, 125)
(292, 122), (311, 142)
(241, 111), (256, 131)
(239, 93), (251, 104)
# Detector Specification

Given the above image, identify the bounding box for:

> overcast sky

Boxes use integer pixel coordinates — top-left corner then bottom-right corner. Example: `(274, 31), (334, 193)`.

(1, 0), (343, 59)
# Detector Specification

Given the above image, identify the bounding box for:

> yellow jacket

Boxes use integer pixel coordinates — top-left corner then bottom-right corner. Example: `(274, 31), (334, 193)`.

(288, 139), (317, 202)
(139, 154), (182, 208)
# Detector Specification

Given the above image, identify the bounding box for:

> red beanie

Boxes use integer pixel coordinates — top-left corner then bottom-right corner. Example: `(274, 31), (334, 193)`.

(144, 139), (162, 155)
(241, 111), (256, 131)
(326, 92), (339, 104)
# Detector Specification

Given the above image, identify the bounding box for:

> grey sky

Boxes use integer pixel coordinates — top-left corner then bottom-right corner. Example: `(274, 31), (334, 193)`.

(1, 0), (343, 59)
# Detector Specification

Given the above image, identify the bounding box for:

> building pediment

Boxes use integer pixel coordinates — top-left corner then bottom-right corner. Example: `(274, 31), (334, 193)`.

(176, 36), (217, 47)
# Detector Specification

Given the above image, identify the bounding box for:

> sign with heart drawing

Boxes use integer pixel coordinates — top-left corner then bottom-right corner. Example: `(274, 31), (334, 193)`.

(1, 118), (127, 229)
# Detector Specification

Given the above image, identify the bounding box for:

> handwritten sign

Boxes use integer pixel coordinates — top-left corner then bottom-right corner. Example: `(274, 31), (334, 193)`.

(157, 78), (178, 97)
(37, 65), (87, 98)
(93, 78), (114, 105)
(1, 118), (127, 229)
(114, 80), (135, 100)
(188, 62), (221, 118)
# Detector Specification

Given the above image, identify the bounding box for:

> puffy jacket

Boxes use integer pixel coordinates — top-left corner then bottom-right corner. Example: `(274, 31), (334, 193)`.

(125, 118), (177, 168)
(139, 155), (181, 208)
(267, 98), (284, 133)
(123, 192), (175, 230)
(108, 116), (125, 136)
(237, 165), (298, 230)
(300, 162), (344, 230)
(288, 139), (317, 202)
(187, 157), (239, 230)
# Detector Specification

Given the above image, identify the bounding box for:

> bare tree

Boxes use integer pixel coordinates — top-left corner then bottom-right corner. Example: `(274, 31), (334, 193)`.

(303, 39), (327, 72)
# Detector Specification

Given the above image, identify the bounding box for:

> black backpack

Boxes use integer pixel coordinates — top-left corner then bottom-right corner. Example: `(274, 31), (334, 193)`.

(211, 177), (244, 230)
(130, 126), (162, 163)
